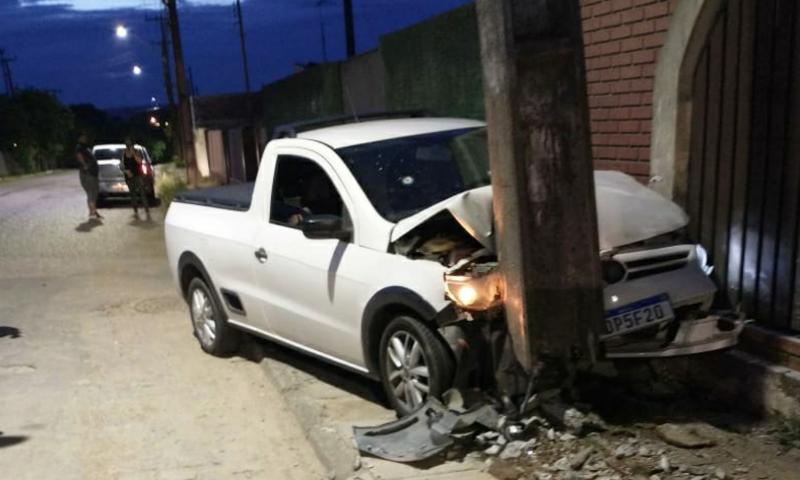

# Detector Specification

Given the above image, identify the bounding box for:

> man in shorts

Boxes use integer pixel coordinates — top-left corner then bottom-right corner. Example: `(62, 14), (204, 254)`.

(75, 134), (102, 220)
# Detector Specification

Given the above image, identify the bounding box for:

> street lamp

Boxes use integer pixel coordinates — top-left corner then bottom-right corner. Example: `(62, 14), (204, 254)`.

(132, 65), (142, 76)
(115, 24), (128, 39)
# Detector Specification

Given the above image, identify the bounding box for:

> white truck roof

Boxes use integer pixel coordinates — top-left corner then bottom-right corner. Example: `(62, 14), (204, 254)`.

(296, 117), (485, 149)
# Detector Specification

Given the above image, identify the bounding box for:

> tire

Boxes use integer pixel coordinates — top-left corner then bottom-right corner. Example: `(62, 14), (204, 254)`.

(378, 315), (454, 416)
(186, 277), (240, 356)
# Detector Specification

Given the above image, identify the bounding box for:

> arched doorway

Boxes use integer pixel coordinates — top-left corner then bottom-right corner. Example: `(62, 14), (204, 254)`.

(684, 0), (800, 331)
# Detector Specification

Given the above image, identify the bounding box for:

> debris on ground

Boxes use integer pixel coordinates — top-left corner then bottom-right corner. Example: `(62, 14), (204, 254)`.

(655, 423), (718, 449)
(352, 369), (800, 479)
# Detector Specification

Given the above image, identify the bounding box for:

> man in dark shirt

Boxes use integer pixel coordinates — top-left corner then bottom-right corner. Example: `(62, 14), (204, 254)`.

(75, 134), (102, 220)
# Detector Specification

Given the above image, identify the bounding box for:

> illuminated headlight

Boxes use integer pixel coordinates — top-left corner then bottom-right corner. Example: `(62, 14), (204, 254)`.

(444, 271), (503, 311)
(695, 244), (714, 276)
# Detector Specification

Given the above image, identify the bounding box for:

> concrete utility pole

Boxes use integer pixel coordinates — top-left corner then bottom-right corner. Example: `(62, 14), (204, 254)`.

(146, 13), (176, 109)
(316, 0), (329, 62)
(343, 0), (355, 58)
(157, 14), (176, 108)
(0, 49), (16, 96)
(163, 0), (198, 186)
(234, 0), (252, 93)
(476, 0), (603, 372)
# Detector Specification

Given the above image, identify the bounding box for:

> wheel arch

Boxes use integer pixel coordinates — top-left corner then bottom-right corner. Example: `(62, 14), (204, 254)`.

(177, 251), (216, 302)
(361, 287), (439, 377)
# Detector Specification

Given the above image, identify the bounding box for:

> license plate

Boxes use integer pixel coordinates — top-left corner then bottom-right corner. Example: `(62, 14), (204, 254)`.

(603, 294), (674, 338)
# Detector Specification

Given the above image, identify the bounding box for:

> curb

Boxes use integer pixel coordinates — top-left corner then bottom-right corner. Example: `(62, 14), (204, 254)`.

(242, 339), (360, 480)
(654, 348), (800, 419)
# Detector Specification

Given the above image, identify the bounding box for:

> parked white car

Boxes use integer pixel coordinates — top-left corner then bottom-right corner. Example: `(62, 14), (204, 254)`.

(164, 117), (744, 415)
(92, 144), (155, 204)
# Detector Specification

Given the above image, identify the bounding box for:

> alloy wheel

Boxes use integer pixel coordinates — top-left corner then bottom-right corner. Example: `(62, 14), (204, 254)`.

(190, 287), (217, 347)
(384, 331), (430, 411)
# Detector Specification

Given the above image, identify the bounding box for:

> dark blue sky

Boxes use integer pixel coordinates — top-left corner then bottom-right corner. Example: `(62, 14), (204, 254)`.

(0, 0), (471, 108)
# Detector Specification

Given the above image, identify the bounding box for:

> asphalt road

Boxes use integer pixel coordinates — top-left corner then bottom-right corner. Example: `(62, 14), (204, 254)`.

(0, 171), (326, 479)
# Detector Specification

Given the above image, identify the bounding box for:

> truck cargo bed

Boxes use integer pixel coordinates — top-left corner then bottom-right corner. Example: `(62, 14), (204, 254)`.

(173, 183), (254, 211)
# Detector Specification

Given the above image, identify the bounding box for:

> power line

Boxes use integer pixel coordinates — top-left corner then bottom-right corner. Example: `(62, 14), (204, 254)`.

(0, 48), (16, 96)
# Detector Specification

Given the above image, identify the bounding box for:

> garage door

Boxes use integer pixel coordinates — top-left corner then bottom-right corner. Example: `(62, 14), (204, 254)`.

(687, 0), (800, 331)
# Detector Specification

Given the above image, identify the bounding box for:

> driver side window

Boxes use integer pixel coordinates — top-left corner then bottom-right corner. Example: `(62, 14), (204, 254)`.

(270, 155), (349, 230)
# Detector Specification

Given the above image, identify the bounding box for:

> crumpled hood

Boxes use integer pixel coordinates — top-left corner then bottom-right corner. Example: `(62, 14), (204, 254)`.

(390, 171), (689, 252)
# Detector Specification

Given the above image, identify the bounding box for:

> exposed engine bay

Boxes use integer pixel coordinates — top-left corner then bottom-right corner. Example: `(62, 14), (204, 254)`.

(386, 173), (747, 397)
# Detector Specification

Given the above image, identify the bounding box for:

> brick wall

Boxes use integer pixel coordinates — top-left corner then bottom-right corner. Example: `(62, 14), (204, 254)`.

(581, 0), (679, 181)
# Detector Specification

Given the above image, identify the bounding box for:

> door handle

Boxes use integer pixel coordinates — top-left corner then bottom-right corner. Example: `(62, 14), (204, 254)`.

(254, 247), (268, 263)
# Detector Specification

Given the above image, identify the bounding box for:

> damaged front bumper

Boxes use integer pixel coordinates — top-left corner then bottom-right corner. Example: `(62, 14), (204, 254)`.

(604, 311), (748, 358)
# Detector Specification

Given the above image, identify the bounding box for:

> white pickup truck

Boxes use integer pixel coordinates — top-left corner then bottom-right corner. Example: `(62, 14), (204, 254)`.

(165, 116), (745, 415)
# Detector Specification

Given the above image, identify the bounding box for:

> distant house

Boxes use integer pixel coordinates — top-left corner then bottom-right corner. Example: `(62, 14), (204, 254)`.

(191, 93), (264, 184)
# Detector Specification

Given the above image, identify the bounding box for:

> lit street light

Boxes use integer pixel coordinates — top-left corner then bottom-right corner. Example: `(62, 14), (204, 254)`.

(115, 24), (128, 39)
(132, 65), (142, 76)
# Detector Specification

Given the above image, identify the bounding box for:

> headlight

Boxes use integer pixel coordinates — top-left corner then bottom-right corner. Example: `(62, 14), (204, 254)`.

(444, 271), (503, 311)
(695, 244), (714, 276)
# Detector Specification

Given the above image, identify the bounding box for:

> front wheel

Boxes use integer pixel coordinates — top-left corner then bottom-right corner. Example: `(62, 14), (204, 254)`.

(378, 315), (454, 416)
(187, 277), (239, 356)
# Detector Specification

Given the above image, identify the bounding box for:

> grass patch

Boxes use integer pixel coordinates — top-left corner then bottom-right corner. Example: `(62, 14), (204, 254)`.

(155, 167), (187, 208)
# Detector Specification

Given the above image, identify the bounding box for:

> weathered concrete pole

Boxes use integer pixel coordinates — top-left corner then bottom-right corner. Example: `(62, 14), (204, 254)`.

(476, 0), (603, 372)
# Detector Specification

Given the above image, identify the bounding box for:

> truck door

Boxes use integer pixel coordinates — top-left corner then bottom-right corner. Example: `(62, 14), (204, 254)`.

(253, 150), (367, 368)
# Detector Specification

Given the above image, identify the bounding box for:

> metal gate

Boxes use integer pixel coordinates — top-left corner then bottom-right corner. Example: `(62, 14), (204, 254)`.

(687, 0), (800, 331)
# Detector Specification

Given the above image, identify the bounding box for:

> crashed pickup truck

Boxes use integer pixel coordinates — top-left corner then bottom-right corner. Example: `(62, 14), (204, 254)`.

(164, 117), (744, 416)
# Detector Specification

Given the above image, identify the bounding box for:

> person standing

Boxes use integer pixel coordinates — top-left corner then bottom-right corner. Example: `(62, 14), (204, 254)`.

(122, 139), (150, 217)
(76, 134), (102, 220)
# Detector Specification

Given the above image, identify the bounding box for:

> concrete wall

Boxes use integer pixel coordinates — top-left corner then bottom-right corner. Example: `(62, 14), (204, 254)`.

(255, 0), (682, 181)
(341, 50), (387, 115)
(261, 63), (343, 137)
(381, 4), (484, 119)
(194, 127), (211, 178)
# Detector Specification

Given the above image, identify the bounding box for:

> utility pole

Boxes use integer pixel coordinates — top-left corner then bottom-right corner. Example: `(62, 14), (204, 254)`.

(0, 48), (16, 96)
(163, 0), (198, 186)
(188, 67), (198, 96)
(234, 0), (251, 93)
(343, 0), (355, 58)
(145, 13), (176, 109)
(476, 0), (602, 373)
(316, 0), (328, 62)
(158, 13), (176, 108)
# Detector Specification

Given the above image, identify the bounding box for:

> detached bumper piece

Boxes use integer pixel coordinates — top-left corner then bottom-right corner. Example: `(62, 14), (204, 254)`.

(605, 311), (747, 359)
(353, 399), (499, 463)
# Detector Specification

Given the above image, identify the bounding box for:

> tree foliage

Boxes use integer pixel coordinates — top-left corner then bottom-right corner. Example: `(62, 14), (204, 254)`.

(0, 89), (74, 173)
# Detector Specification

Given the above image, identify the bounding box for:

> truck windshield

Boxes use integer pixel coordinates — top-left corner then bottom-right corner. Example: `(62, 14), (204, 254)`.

(336, 127), (490, 222)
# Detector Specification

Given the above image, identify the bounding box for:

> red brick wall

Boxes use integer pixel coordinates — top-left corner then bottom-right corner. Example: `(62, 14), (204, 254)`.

(581, 0), (679, 181)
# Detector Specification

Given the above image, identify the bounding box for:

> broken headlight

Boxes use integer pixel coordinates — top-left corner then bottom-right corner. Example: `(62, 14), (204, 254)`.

(444, 268), (503, 311)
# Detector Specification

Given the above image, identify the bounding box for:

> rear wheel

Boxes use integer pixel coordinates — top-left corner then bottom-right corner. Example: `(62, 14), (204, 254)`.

(187, 277), (239, 356)
(378, 315), (454, 416)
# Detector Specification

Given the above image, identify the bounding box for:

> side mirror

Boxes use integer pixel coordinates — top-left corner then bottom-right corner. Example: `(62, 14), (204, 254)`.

(300, 214), (351, 241)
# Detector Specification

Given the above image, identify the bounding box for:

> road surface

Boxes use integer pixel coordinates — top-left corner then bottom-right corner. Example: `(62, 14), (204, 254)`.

(0, 171), (326, 479)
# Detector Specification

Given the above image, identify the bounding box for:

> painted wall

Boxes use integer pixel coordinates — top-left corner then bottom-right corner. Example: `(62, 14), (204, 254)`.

(381, 4), (484, 119)
(261, 63), (343, 137)
(257, 0), (680, 182)
(340, 50), (387, 115)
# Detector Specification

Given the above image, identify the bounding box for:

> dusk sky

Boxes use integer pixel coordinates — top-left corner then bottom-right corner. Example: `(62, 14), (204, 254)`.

(0, 0), (471, 108)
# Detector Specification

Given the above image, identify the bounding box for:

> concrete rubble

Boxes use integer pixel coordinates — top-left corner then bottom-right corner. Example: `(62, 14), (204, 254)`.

(351, 386), (784, 480)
